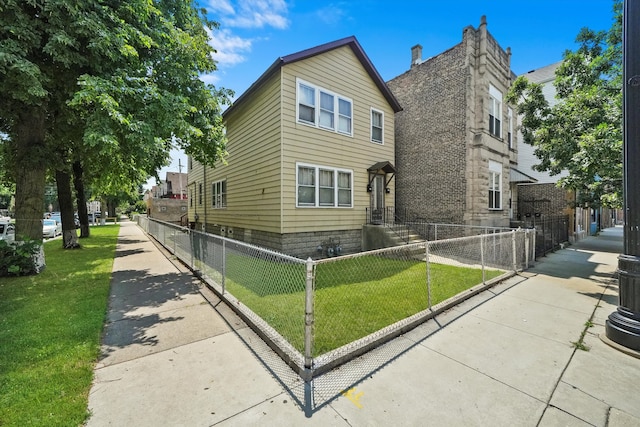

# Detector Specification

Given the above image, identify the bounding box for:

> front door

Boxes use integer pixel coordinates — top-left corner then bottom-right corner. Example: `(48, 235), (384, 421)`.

(370, 175), (385, 224)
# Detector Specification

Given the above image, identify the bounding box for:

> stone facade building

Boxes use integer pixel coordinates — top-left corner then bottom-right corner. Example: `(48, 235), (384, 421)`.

(387, 17), (519, 228)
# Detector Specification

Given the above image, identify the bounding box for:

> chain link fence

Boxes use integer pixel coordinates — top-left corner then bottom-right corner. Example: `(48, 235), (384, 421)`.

(138, 216), (535, 378)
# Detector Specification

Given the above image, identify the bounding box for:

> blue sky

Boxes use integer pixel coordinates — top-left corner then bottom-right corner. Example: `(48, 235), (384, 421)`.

(147, 0), (616, 189)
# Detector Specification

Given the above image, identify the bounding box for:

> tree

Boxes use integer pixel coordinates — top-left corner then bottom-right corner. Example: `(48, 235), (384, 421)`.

(507, 0), (622, 208)
(0, 0), (231, 242)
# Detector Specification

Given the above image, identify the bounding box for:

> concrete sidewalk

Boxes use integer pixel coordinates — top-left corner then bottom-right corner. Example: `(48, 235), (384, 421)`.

(87, 221), (640, 426)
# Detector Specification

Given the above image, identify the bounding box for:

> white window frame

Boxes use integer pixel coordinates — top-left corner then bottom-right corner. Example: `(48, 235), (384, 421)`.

(296, 162), (353, 208)
(489, 84), (502, 139)
(296, 78), (353, 137)
(212, 179), (226, 209)
(488, 160), (502, 210)
(370, 108), (384, 144)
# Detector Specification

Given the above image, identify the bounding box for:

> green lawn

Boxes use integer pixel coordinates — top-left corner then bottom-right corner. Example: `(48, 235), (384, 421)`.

(0, 226), (119, 427)
(221, 254), (503, 356)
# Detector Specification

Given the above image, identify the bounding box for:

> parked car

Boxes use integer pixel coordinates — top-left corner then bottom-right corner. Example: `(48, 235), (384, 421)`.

(43, 219), (62, 238)
(0, 220), (15, 242)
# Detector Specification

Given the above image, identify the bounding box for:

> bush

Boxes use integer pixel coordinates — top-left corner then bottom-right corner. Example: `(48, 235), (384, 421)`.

(0, 239), (42, 276)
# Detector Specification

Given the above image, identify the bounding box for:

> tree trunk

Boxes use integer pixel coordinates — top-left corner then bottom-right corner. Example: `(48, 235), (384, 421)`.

(55, 169), (80, 248)
(72, 161), (90, 238)
(14, 110), (47, 242)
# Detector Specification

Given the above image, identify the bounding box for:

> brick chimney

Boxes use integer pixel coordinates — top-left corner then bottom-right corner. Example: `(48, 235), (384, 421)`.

(411, 44), (423, 67)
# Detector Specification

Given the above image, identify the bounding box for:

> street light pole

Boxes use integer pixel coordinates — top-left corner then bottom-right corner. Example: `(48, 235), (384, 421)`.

(605, 0), (640, 352)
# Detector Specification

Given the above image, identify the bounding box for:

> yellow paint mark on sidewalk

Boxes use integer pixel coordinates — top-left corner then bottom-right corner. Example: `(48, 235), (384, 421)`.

(342, 388), (364, 409)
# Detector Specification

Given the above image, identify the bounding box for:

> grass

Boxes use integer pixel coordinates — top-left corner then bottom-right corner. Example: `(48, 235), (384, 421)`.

(221, 254), (503, 356)
(0, 226), (119, 427)
(572, 320), (594, 351)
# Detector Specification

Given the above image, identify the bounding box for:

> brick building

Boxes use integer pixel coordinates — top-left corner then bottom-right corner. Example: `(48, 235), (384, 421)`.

(387, 16), (520, 228)
(146, 172), (188, 225)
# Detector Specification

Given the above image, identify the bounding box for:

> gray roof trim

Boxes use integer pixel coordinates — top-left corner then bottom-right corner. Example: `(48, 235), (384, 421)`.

(510, 167), (539, 183)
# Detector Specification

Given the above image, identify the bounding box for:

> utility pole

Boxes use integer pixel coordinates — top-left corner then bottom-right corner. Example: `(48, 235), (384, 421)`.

(605, 0), (640, 352)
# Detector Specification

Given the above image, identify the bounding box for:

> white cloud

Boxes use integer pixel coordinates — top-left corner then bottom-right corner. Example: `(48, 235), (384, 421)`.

(205, 0), (235, 15)
(206, 27), (253, 67)
(199, 73), (220, 86)
(206, 0), (289, 30)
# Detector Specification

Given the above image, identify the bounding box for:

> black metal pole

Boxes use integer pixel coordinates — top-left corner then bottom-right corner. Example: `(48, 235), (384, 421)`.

(605, 0), (640, 351)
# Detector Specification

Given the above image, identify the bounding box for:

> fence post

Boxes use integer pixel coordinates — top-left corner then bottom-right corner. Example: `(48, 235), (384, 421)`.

(425, 242), (431, 309)
(525, 230), (530, 269)
(532, 228), (537, 261)
(222, 238), (226, 294)
(480, 234), (486, 284)
(434, 224), (438, 241)
(304, 258), (315, 371)
(512, 230), (517, 272)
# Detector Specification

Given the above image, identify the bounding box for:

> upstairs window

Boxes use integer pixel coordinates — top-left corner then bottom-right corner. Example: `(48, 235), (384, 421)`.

(298, 83), (316, 124)
(319, 91), (334, 129)
(489, 85), (502, 138)
(198, 182), (203, 205)
(488, 160), (502, 210)
(297, 79), (353, 136)
(371, 108), (384, 144)
(338, 99), (352, 134)
(212, 180), (226, 209)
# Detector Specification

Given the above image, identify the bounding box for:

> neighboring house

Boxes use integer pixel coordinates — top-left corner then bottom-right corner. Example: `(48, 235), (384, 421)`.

(386, 16), (523, 229)
(187, 36), (401, 258)
(164, 172), (188, 199)
(146, 172), (189, 224)
(515, 62), (594, 240)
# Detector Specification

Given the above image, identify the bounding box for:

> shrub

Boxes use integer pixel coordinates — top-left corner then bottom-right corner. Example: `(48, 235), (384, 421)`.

(0, 239), (42, 276)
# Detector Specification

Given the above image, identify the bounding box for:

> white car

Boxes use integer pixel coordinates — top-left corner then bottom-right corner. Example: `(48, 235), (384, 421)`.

(0, 220), (15, 242)
(43, 219), (62, 238)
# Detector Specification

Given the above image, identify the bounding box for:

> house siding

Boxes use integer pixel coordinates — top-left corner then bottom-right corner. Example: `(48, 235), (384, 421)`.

(280, 46), (396, 234)
(202, 71), (283, 233)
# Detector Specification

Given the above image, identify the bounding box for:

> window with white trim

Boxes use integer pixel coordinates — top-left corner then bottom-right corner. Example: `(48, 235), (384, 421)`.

(488, 160), (502, 210)
(212, 180), (226, 209)
(507, 107), (513, 149)
(297, 79), (352, 136)
(296, 163), (353, 208)
(371, 108), (384, 144)
(489, 85), (502, 138)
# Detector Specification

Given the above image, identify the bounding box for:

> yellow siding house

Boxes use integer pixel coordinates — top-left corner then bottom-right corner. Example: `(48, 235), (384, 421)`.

(188, 36), (402, 258)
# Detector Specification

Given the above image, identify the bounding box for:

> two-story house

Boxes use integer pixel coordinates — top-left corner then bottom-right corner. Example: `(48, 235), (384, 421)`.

(187, 36), (402, 258)
(387, 16), (524, 229)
